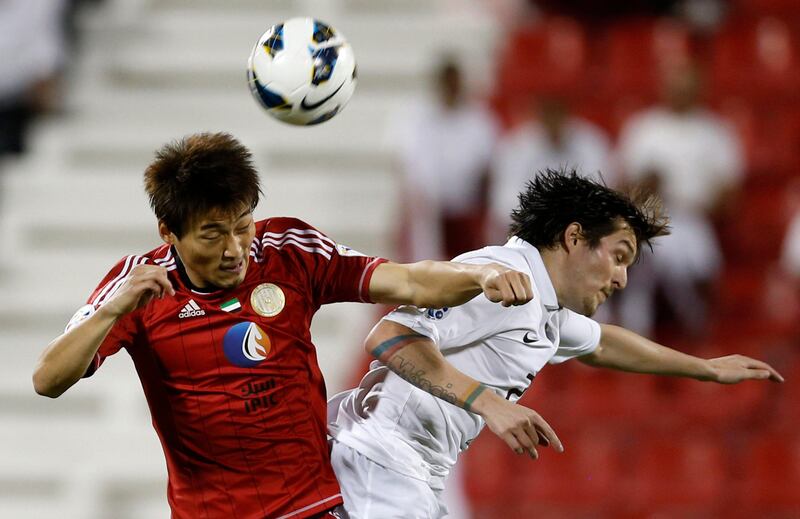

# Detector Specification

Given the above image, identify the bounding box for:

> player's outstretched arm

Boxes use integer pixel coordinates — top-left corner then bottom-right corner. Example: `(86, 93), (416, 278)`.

(579, 324), (784, 384)
(32, 265), (175, 398)
(367, 320), (564, 459)
(368, 261), (532, 309)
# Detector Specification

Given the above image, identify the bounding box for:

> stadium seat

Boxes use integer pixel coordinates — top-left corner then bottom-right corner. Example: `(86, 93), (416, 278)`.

(599, 17), (693, 99)
(495, 17), (590, 100)
(505, 426), (626, 513)
(462, 431), (514, 506)
(554, 364), (661, 428)
(723, 185), (792, 265)
(670, 371), (771, 428)
(716, 100), (800, 180)
(709, 17), (800, 103)
(574, 94), (651, 138)
(770, 355), (800, 432)
(626, 429), (729, 513)
(735, 0), (800, 18)
(737, 431), (800, 513)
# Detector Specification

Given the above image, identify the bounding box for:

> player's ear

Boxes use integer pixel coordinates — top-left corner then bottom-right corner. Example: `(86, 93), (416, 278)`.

(158, 221), (176, 245)
(563, 222), (583, 252)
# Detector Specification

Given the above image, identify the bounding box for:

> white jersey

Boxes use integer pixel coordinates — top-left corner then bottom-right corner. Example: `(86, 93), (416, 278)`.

(329, 237), (601, 489)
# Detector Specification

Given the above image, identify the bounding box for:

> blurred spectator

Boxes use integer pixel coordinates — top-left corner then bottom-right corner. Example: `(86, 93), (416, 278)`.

(489, 96), (614, 242)
(616, 62), (744, 338)
(780, 183), (800, 279)
(386, 57), (499, 261)
(0, 0), (69, 157)
(764, 180), (800, 328)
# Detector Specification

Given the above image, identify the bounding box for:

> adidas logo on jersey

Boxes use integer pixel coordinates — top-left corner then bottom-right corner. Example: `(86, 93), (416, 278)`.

(178, 299), (206, 319)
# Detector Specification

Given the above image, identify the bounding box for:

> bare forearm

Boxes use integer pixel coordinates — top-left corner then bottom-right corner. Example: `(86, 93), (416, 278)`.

(32, 307), (118, 397)
(367, 321), (565, 457)
(367, 322), (498, 413)
(582, 324), (715, 380)
(371, 260), (487, 308)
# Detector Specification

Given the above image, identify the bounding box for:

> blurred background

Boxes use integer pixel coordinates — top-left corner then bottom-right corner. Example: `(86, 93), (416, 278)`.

(0, 0), (798, 517)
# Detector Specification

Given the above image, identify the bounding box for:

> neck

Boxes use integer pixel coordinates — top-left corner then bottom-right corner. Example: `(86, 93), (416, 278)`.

(173, 246), (219, 293)
(538, 247), (566, 306)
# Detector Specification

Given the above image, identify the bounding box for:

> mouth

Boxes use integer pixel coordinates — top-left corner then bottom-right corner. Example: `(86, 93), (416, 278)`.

(220, 260), (245, 275)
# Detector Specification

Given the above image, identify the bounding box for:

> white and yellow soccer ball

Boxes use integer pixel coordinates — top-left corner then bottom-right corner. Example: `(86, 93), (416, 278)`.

(247, 17), (357, 125)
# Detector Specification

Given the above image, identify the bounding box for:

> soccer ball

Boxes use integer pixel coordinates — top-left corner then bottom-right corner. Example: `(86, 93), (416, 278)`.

(247, 17), (357, 126)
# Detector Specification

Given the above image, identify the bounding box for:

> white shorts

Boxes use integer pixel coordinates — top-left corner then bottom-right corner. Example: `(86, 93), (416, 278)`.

(330, 440), (449, 519)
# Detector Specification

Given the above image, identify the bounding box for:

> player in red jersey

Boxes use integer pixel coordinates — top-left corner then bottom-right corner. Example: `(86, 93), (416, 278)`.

(31, 132), (551, 519)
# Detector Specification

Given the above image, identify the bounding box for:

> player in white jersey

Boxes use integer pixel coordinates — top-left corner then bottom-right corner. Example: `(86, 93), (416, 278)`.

(328, 169), (784, 519)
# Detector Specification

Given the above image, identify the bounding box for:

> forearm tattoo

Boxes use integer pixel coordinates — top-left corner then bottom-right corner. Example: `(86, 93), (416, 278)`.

(372, 335), (487, 412)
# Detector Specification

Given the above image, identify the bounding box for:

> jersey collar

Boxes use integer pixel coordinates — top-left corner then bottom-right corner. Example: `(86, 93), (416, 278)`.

(505, 236), (561, 311)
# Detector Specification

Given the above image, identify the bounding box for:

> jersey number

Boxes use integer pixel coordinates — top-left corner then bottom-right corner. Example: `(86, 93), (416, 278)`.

(505, 373), (535, 400)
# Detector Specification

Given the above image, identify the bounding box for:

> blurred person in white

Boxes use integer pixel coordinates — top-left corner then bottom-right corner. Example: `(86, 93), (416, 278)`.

(766, 180), (800, 324)
(383, 57), (499, 517)
(0, 0), (68, 157)
(386, 57), (499, 262)
(489, 95), (614, 242)
(616, 63), (743, 337)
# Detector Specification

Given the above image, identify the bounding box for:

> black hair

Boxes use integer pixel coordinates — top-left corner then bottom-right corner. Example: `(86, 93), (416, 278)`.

(509, 167), (670, 254)
(144, 132), (262, 238)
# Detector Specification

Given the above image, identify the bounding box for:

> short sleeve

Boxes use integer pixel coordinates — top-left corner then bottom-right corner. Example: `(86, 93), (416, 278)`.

(292, 222), (386, 306)
(65, 255), (145, 377)
(549, 309), (601, 364)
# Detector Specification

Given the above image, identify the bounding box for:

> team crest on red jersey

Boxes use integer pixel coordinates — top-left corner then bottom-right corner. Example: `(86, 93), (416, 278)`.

(250, 283), (286, 317)
(223, 322), (272, 367)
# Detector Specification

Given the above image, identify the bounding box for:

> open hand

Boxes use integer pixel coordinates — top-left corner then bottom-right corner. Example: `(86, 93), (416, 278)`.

(708, 354), (784, 384)
(481, 395), (563, 459)
(102, 265), (176, 317)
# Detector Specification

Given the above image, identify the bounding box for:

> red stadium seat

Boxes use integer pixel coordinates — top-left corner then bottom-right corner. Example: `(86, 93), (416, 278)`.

(599, 17), (693, 99)
(496, 17), (590, 100)
(709, 17), (800, 103)
(735, 0), (800, 18)
(712, 268), (767, 321)
(737, 431), (800, 513)
(667, 368), (771, 428)
(462, 432), (514, 506)
(504, 426), (626, 514)
(714, 99), (800, 180)
(626, 429), (729, 514)
(555, 364), (661, 428)
(724, 185), (793, 265)
(771, 355), (800, 432)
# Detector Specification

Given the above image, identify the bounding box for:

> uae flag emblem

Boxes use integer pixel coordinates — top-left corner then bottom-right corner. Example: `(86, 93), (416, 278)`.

(221, 298), (242, 313)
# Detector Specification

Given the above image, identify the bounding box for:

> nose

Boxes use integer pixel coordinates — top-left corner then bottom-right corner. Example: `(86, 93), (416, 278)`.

(223, 232), (244, 259)
(612, 266), (628, 290)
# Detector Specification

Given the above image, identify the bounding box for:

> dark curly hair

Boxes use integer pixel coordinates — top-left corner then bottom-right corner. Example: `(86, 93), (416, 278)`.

(509, 168), (670, 254)
(144, 132), (262, 238)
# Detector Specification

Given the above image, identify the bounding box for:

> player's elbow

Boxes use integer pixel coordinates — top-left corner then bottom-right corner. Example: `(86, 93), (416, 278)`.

(364, 320), (415, 359)
(32, 366), (68, 398)
(363, 329), (383, 358)
(33, 377), (62, 398)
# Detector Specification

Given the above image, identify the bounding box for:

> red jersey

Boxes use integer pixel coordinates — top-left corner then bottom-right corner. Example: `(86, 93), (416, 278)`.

(70, 217), (386, 519)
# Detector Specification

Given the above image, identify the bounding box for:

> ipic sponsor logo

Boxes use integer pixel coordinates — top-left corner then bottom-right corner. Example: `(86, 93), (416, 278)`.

(223, 322), (271, 367)
(241, 378), (279, 414)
